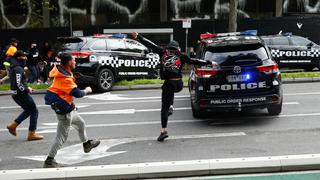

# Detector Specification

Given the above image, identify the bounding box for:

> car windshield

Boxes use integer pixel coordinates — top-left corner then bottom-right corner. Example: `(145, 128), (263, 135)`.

(204, 45), (269, 66)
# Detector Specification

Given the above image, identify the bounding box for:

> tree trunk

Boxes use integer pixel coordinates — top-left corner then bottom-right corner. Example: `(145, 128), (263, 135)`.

(228, 0), (238, 32)
(42, 0), (50, 28)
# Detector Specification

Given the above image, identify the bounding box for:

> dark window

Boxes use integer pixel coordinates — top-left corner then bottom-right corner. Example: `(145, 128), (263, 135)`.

(291, 36), (312, 46)
(107, 39), (126, 51)
(262, 37), (272, 45)
(63, 38), (86, 50)
(90, 39), (106, 50)
(272, 37), (290, 46)
(204, 45), (268, 66)
(124, 39), (148, 53)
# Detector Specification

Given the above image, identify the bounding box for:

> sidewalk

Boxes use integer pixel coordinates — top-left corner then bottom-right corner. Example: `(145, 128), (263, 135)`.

(2, 154), (320, 179)
(0, 77), (320, 96)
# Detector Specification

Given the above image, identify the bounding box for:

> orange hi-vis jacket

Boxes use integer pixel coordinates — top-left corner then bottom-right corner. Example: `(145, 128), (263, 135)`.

(47, 65), (77, 104)
(6, 45), (17, 57)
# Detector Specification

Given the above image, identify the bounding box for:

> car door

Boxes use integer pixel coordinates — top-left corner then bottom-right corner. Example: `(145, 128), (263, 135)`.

(290, 36), (319, 67)
(268, 36), (292, 66)
(123, 39), (159, 78)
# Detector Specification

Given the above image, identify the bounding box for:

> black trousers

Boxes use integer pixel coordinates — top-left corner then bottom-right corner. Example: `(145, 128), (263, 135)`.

(12, 93), (38, 131)
(161, 79), (183, 128)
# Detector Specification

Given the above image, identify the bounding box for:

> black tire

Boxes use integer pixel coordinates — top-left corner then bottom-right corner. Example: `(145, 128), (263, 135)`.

(96, 68), (114, 92)
(191, 103), (206, 118)
(267, 101), (282, 115)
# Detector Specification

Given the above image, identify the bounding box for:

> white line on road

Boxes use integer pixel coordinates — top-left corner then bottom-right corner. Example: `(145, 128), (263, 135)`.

(0, 98), (189, 110)
(78, 103), (298, 115)
(17, 132), (246, 165)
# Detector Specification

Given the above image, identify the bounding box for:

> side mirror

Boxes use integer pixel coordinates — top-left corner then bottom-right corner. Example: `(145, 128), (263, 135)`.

(307, 42), (314, 48)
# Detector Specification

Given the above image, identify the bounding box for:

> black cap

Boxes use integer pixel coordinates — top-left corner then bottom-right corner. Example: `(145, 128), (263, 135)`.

(59, 53), (73, 65)
(10, 38), (19, 44)
(14, 50), (27, 58)
(166, 40), (180, 50)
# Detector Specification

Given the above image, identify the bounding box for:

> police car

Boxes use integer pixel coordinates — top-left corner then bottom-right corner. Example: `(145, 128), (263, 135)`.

(261, 33), (320, 71)
(57, 34), (160, 92)
(189, 30), (283, 118)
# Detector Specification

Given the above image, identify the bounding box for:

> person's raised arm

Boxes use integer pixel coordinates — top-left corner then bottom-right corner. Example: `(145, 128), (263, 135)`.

(131, 32), (165, 56)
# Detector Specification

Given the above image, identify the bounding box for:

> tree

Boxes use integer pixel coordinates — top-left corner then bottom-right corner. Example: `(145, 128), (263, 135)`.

(228, 0), (238, 32)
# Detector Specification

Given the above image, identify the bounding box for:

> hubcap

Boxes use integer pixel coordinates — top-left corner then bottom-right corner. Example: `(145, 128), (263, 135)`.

(100, 72), (112, 89)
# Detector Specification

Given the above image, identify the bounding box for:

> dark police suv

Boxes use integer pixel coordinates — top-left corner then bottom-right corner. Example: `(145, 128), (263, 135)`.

(57, 34), (160, 92)
(261, 33), (320, 71)
(189, 30), (283, 118)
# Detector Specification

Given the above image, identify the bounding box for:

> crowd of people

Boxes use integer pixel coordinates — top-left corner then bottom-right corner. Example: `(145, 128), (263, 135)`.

(0, 38), (53, 85)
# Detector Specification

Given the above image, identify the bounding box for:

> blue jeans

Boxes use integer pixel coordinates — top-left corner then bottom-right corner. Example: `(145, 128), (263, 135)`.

(28, 65), (38, 83)
(12, 93), (38, 131)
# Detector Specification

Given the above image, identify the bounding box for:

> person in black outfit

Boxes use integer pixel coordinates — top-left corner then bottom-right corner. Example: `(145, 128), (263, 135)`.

(6, 50), (43, 141)
(27, 43), (40, 83)
(132, 32), (213, 141)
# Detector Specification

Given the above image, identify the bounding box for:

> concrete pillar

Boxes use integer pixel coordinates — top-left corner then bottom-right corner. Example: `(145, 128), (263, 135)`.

(276, 0), (283, 17)
(160, 0), (168, 22)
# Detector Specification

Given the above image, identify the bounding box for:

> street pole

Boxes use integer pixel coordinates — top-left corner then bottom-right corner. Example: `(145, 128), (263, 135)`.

(69, 12), (73, 36)
(185, 28), (188, 53)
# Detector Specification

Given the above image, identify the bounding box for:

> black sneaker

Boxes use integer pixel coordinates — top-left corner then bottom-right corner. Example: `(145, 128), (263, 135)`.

(168, 105), (174, 116)
(157, 131), (169, 142)
(83, 139), (101, 153)
(43, 158), (61, 168)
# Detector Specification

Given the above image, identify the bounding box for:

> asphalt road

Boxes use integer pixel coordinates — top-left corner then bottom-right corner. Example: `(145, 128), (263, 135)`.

(1, 82), (320, 171)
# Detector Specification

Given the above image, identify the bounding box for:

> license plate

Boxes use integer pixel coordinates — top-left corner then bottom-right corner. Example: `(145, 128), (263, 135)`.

(227, 75), (248, 82)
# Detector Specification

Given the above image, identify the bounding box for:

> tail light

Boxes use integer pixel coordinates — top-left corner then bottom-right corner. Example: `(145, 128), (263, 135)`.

(71, 52), (91, 58)
(195, 69), (219, 78)
(257, 60), (279, 74)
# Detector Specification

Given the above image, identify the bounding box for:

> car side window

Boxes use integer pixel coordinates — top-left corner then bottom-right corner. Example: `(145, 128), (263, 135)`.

(90, 39), (106, 50)
(272, 37), (290, 46)
(124, 39), (148, 53)
(291, 36), (312, 46)
(107, 39), (126, 51)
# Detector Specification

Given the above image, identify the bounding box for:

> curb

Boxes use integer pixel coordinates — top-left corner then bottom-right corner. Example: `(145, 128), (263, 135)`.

(0, 78), (320, 96)
(2, 154), (320, 180)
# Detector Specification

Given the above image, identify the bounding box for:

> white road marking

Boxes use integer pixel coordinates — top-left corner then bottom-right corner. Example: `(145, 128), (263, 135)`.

(0, 98), (189, 110)
(16, 132), (246, 165)
(78, 103), (298, 115)
(285, 92), (320, 96)
(86, 92), (189, 101)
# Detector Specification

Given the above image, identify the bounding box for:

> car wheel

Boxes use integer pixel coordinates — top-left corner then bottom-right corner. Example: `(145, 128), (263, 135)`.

(191, 103), (206, 118)
(267, 100), (282, 115)
(96, 68), (114, 92)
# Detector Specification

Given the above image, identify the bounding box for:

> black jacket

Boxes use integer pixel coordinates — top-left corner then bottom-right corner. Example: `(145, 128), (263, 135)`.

(27, 48), (40, 66)
(136, 34), (211, 79)
(10, 58), (29, 95)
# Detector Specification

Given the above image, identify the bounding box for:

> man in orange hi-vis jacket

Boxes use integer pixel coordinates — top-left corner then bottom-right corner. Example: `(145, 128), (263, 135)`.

(0, 38), (18, 84)
(43, 53), (100, 168)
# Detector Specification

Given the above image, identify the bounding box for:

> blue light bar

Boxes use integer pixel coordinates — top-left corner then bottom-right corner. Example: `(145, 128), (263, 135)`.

(111, 34), (127, 38)
(240, 30), (258, 36)
(281, 32), (292, 36)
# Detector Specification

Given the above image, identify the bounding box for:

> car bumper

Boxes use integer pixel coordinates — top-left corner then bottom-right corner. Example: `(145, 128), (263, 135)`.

(193, 94), (282, 111)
